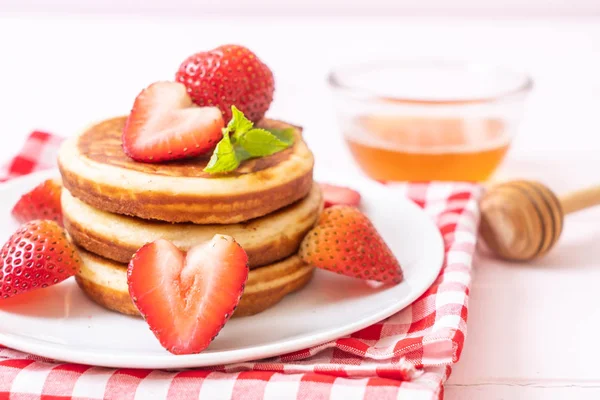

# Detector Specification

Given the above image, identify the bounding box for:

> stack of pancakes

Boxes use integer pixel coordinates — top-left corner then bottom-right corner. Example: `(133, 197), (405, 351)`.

(57, 117), (320, 317)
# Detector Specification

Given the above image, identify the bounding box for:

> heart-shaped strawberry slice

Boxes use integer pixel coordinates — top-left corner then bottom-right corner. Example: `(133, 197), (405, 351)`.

(122, 81), (225, 163)
(128, 235), (248, 354)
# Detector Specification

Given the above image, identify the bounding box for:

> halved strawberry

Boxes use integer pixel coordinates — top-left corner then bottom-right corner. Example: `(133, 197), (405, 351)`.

(128, 235), (249, 355)
(0, 220), (81, 299)
(319, 183), (361, 208)
(12, 179), (63, 226)
(122, 81), (225, 163)
(299, 206), (403, 284)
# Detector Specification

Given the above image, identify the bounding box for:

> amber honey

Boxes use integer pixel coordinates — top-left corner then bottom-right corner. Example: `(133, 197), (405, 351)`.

(345, 116), (510, 182)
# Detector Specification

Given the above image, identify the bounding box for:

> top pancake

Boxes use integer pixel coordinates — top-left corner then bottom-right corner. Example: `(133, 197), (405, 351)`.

(58, 117), (314, 224)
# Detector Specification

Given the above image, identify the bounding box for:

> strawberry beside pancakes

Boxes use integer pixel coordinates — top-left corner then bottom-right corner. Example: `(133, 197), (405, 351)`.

(0, 220), (81, 299)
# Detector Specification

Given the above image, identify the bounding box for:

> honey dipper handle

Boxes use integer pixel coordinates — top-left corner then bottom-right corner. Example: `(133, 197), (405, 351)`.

(559, 186), (600, 214)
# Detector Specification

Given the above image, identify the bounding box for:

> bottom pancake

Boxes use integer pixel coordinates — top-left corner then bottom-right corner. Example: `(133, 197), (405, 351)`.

(76, 249), (314, 318)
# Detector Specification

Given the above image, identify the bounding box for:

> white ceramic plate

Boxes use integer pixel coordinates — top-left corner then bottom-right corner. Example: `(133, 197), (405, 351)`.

(0, 169), (444, 369)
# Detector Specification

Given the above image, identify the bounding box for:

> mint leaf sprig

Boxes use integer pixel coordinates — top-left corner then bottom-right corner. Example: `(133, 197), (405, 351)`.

(204, 106), (295, 174)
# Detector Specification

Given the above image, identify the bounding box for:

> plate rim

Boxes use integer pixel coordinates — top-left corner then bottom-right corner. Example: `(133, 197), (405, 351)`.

(0, 169), (444, 369)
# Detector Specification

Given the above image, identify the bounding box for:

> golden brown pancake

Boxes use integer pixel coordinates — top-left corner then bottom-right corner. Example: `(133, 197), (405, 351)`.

(62, 184), (322, 267)
(58, 117), (314, 224)
(76, 248), (314, 318)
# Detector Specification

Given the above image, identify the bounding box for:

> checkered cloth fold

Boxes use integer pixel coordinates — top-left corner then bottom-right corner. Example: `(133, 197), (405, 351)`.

(0, 131), (482, 400)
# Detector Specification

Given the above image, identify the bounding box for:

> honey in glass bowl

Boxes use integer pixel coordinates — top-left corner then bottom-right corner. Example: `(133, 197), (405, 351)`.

(346, 115), (510, 181)
(329, 62), (532, 182)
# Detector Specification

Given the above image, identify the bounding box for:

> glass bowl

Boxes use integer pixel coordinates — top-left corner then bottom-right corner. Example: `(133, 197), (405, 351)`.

(328, 61), (533, 182)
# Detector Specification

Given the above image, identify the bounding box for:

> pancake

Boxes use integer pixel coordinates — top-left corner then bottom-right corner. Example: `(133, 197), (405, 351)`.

(76, 249), (314, 318)
(62, 183), (323, 267)
(58, 117), (314, 224)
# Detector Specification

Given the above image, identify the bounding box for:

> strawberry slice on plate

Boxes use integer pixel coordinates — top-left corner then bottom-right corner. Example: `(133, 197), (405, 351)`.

(319, 182), (361, 208)
(12, 179), (63, 226)
(299, 205), (403, 284)
(128, 235), (249, 355)
(0, 220), (81, 299)
(122, 81), (225, 163)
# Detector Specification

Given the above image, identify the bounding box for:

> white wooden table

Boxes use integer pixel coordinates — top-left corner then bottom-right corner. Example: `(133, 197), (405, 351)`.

(1, 13), (600, 399)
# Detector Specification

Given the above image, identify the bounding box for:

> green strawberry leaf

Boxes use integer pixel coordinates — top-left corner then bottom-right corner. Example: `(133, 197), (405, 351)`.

(204, 131), (240, 174)
(238, 128), (292, 157)
(204, 106), (295, 174)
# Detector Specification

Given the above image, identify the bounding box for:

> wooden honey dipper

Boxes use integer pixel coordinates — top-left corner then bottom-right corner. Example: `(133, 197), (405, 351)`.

(479, 180), (600, 261)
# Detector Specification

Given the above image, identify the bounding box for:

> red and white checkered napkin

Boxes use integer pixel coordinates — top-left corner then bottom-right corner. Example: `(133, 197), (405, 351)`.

(0, 132), (482, 400)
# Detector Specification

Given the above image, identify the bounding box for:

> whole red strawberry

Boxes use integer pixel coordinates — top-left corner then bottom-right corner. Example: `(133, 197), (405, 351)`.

(12, 179), (63, 226)
(0, 220), (81, 299)
(299, 206), (403, 284)
(176, 45), (275, 123)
